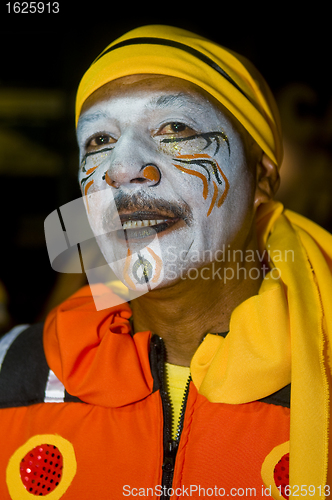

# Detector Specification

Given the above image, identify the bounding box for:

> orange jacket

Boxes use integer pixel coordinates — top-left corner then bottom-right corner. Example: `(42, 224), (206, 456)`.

(0, 286), (290, 499)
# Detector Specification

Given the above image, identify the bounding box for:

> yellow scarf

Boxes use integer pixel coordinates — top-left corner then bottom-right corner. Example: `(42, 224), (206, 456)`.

(191, 200), (332, 493)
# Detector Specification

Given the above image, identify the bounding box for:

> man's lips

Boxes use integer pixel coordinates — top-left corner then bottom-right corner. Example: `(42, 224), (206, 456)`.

(116, 211), (182, 240)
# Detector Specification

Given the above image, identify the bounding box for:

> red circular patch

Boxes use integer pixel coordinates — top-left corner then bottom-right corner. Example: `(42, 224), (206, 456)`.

(19, 444), (63, 496)
(274, 452), (289, 498)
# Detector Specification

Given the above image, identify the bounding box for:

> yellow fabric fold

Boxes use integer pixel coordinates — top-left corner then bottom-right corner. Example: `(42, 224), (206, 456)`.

(191, 200), (332, 494)
(192, 273), (291, 403)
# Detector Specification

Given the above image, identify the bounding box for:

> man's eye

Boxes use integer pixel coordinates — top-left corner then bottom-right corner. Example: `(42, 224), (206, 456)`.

(157, 122), (195, 136)
(86, 134), (115, 148)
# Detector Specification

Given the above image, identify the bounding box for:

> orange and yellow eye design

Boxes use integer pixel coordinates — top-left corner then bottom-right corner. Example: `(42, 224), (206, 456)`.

(80, 147), (114, 211)
(172, 153), (229, 216)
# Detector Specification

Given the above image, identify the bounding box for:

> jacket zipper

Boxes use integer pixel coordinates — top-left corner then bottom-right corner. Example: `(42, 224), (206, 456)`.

(150, 335), (191, 500)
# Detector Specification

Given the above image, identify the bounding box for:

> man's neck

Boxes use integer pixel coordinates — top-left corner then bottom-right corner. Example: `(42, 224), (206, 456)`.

(130, 249), (263, 366)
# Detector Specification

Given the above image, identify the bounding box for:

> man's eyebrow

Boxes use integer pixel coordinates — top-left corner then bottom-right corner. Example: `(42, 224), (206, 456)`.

(76, 110), (110, 135)
(149, 93), (205, 111)
(76, 93), (206, 136)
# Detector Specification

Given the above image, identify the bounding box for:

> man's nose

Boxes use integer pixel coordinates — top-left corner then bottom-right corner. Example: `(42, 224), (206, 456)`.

(103, 135), (161, 189)
(104, 163), (161, 189)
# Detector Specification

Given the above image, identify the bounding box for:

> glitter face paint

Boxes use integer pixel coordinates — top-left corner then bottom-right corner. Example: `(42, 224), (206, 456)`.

(76, 77), (256, 290)
(172, 153), (229, 216)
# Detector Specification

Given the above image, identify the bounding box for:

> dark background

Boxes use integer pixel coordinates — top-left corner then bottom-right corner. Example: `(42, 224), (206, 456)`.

(1, 4), (331, 330)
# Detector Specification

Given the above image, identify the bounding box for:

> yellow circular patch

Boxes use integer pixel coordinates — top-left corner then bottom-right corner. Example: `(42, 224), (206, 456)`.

(6, 434), (77, 499)
(261, 441), (289, 499)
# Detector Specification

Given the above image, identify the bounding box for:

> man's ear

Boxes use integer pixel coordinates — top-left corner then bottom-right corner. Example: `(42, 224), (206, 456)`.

(254, 153), (280, 209)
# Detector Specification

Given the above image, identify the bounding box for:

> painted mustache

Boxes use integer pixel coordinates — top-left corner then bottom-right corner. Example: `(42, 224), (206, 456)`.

(102, 191), (193, 234)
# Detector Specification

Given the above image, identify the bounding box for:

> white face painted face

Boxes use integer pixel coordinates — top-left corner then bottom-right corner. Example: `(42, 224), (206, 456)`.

(76, 76), (257, 291)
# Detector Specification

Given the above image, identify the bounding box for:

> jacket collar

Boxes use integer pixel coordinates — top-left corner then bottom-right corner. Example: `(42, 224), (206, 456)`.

(43, 284), (153, 407)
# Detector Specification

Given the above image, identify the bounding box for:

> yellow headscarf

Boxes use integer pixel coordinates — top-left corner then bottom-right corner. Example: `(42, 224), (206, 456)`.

(75, 24), (283, 167)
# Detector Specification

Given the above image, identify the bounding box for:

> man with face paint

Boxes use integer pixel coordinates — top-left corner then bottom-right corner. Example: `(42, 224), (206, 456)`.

(1, 25), (332, 500)
(76, 74), (267, 365)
